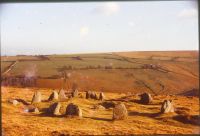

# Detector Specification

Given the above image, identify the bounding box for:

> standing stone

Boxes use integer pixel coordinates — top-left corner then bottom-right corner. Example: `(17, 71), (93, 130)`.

(86, 91), (91, 99)
(65, 103), (82, 117)
(140, 92), (153, 104)
(90, 92), (96, 99)
(99, 92), (105, 101)
(49, 102), (61, 115)
(72, 89), (78, 97)
(58, 89), (67, 101)
(94, 93), (98, 100)
(31, 91), (42, 104)
(54, 103), (61, 115)
(48, 90), (58, 101)
(113, 103), (128, 120)
(161, 100), (175, 113)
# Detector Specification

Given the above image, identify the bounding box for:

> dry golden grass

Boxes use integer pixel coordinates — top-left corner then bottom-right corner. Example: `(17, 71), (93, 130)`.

(2, 87), (199, 135)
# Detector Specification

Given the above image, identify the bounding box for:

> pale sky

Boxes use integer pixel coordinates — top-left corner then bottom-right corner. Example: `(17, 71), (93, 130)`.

(0, 1), (198, 55)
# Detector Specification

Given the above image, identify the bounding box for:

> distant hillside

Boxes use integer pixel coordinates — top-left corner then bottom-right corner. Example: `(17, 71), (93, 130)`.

(1, 51), (199, 95)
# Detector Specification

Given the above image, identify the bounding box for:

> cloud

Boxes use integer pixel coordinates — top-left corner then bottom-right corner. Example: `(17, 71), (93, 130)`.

(128, 21), (135, 27)
(94, 2), (120, 16)
(178, 8), (198, 19)
(80, 26), (89, 37)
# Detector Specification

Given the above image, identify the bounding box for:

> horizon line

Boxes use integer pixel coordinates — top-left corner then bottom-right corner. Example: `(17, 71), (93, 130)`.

(1, 49), (199, 56)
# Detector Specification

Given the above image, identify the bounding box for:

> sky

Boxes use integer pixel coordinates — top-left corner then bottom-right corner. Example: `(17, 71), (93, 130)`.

(0, 1), (198, 56)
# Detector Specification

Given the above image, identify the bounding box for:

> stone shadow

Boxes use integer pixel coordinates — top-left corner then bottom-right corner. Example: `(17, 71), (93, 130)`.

(173, 115), (200, 126)
(15, 98), (30, 105)
(129, 111), (161, 118)
(84, 116), (112, 122)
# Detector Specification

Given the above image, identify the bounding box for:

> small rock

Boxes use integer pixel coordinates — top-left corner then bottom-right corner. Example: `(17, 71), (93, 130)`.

(28, 107), (39, 113)
(8, 99), (19, 106)
(33, 108), (39, 113)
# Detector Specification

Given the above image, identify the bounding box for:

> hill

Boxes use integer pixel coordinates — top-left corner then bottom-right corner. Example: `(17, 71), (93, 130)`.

(1, 51), (199, 95)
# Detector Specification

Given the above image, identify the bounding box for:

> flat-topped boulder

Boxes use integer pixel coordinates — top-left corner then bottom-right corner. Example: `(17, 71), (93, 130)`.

(161, 100), (175, 113)
(65, 103), (82, 117)
(31, 91), (42, 104)
(48, 90), (58, 101)
(113, 103), (128, 120)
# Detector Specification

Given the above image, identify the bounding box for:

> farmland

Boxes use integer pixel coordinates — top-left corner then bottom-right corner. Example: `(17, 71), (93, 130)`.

(1, 51), (199, 95)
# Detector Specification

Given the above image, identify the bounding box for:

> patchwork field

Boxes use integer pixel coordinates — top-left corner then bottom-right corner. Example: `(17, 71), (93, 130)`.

(1, 51), (199, 95)
(2, 87), (200, 135)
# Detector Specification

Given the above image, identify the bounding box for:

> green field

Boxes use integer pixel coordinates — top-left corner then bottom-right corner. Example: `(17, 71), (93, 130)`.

(1, 61), (14, 73)
(1, 51), (199, 95)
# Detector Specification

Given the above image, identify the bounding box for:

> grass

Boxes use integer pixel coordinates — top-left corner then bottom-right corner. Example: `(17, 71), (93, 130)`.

(2, 87), (199, 135)
(1, 61), (14, 72)
(1, 51), (199, 135)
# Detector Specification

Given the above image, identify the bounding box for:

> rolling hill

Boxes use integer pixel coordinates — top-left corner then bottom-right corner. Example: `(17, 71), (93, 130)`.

(1, 51), (199, 95)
